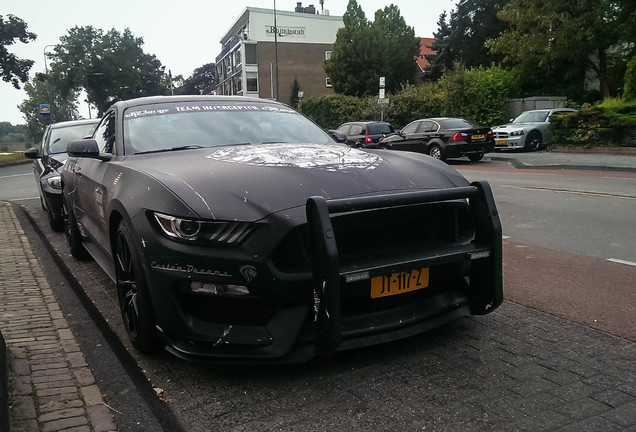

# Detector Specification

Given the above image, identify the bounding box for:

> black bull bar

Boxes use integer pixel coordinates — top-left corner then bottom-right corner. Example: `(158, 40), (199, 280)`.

(306, 181), (503, 355)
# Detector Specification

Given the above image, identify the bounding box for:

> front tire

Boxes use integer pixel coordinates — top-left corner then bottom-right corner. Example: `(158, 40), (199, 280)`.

(114, 221), (163, 354)
(63, 200), (89, 260)
(525, 131), (542, 151)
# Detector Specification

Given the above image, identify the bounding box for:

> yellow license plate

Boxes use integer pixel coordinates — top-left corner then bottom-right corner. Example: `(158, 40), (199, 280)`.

(472, 134), (485, 140)
(371, 267), (429, 298)
(496, 139), (506, 144)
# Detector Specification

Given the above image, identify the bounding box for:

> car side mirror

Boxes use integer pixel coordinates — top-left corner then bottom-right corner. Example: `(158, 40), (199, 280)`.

(67, 139), (112, 161)
(327, 130), (347, 144)
(24, 147), (41, 159)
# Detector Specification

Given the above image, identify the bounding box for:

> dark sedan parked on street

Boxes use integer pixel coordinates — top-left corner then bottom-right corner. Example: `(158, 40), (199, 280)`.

(25, 118), (99, 231)
(334, 121), (396, 148)
(62, 95), (502, 364)
(379, 117), (495, 162)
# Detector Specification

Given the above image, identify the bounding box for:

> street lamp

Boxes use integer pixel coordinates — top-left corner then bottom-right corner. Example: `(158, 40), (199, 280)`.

(43, 44), (57, 73)
(274, 0), (279, 101)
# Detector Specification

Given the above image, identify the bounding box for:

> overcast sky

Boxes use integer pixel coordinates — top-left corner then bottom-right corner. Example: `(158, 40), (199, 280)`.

(1, 0), (456, 124)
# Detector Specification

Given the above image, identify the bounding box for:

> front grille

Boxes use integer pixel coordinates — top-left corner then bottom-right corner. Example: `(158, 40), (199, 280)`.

(273, 201), (474, 272)
(494, 131), (509, 139)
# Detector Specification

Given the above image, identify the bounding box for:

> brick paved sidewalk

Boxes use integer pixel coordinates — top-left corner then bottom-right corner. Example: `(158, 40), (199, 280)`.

(0, 201), (117, 432)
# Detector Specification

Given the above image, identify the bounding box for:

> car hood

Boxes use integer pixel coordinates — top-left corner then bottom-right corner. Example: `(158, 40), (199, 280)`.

(493, 122), (542, 131)
(128, 143), (468, 221)
(47, 153), (68, 173)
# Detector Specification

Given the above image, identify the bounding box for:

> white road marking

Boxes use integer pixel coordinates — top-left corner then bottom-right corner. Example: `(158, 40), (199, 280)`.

(0, 173), (31, 179)
(9, 196), (40, 202)
(607, 258), (636, 267)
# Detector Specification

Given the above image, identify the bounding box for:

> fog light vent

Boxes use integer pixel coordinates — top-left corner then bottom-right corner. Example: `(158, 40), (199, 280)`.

(190, 282), (250, 296)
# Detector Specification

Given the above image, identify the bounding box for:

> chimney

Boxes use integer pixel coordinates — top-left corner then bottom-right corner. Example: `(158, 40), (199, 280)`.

(295, 2), (304, 12)
(304, 4), (316, 14)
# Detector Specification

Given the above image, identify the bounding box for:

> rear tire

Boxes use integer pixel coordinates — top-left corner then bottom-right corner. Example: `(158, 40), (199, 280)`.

(468, 153), (484, 162)
(428, 144), (444, 160)
(114, 221), (163, 354)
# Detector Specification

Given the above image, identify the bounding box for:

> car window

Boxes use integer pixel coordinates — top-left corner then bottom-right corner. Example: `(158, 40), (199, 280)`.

(45, 123), (98, 155)
(94, 112), (116, 153)
(123, 102), (332, 154)
(514, 111), (549, 123)
(367, 123), (393, 134)
(337, 124), (350, 134)
(439, 118), (479, 129)
(401, 121), (420, 134)
(420, 121), (436, 133)
(349, 124), (363, 136)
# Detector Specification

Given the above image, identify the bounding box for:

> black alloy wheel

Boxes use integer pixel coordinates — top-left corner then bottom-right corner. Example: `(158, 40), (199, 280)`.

(114, 221), (162, 354)
(525, 130), (543, 151)
(468, 153), (484, 162)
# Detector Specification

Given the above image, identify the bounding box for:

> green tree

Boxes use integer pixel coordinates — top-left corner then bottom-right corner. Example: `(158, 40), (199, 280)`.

(623, 55), (636, 101)
(181, 63), (217, 95)
(18, 76), (80, 142)
(324, 0), (419, 96)
(487, 0), (636, 99)
(290, 75), (301, 108)
(425, 0), (508, 81)
(48, 26), (169, 116)
(0, 14), (36, 89)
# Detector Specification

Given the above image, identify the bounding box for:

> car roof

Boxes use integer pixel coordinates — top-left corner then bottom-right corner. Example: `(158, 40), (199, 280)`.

(342, 121), (391, 125)
(111, 95), (283, 110)
(48, 118), (100, 129)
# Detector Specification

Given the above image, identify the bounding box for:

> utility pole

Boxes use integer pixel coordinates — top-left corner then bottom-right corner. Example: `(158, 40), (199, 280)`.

(274, 0), (279, 101)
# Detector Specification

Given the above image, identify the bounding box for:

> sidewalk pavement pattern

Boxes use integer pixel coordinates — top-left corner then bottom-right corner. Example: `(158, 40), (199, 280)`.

(0, 202), (117, 432)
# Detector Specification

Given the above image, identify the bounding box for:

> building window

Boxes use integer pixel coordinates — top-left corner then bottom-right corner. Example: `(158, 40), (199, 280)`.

(246, 72), (258, 92)
(245, 44), (257, 65)
(326, 77), (332, 88)
(235, 50), (242, 66)
(325, 51), (332, 60)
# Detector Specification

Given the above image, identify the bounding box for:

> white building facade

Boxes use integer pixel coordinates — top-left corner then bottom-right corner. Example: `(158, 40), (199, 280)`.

(215, 3), (343, 105)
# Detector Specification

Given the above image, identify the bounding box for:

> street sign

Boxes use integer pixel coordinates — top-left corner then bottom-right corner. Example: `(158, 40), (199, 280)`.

(379, 88), (385, 99)
(40, 104), (51, 116)
(379, 77), (385, 88)
(378, 98), (390, 104)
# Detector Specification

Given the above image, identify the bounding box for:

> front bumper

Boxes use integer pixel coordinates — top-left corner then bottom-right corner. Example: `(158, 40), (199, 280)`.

(140, 181), (503, 363)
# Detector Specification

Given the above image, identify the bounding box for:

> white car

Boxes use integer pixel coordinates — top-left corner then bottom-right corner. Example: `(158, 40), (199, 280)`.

(492, 108), (577, 151)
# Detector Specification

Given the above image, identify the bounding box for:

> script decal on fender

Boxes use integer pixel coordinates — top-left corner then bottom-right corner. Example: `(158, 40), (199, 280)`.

(151, 261), (232, 277)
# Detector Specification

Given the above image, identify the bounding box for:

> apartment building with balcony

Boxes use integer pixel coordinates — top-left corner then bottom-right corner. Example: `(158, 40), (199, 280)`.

(214, 3), (343, 105)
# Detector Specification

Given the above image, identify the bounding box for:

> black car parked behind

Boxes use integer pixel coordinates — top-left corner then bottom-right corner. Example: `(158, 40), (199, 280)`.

(380, 117), (494, 162)
(25, 119), (99, 231)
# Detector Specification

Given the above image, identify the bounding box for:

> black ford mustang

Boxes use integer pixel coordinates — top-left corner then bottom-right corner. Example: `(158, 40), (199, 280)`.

(62, 95), (502, 364)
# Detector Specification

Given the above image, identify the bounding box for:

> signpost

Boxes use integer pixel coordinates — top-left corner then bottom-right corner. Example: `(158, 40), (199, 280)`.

(39, 104), (51, 116)
(378, 77), (389, 121)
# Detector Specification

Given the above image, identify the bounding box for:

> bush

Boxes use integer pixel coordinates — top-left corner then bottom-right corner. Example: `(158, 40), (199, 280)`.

(551, 99), (636, 148)
(299, 94), (368, 130)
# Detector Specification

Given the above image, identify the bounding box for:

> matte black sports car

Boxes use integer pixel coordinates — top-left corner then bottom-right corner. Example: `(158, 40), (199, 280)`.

(380, 117), (495, 162)
(25, 119), (99, 231)
(62, 95), (502, 364)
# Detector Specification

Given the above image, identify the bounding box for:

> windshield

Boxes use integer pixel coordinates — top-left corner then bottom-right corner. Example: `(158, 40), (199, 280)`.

(514, 111), (549, 123)
(47, 123), (98, 154)
(439, 118), (479, 129)
(124, 102), (333, 154)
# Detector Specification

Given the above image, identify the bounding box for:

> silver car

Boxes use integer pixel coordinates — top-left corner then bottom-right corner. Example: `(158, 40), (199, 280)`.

(492, 108), (576, 151)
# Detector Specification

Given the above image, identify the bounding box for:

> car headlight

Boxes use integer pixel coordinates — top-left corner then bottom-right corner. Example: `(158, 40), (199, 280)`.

(47, 175), (62, 189)
(509, 130), (525, 137)
(153, 212), (255, 245)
